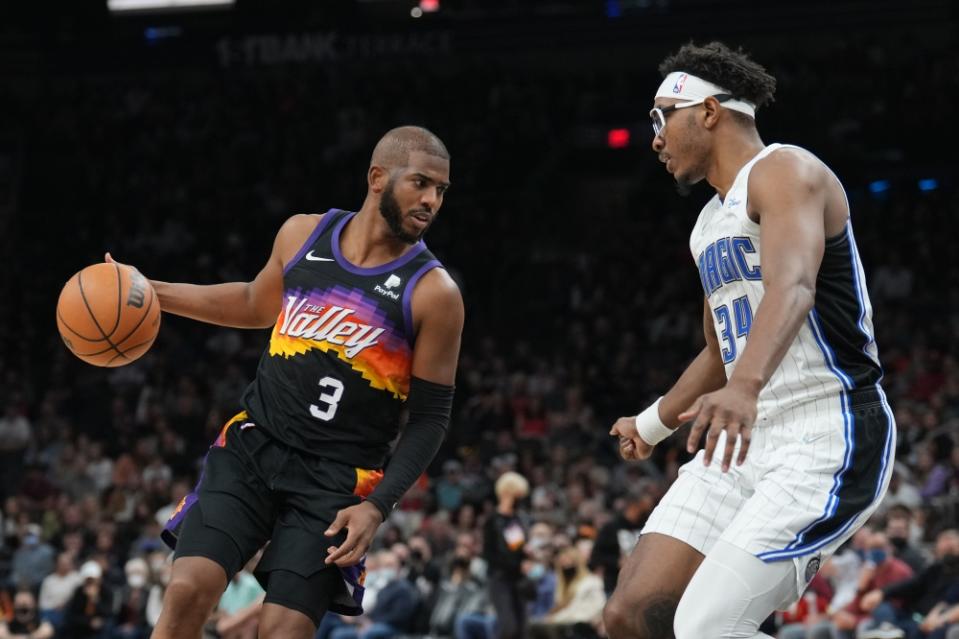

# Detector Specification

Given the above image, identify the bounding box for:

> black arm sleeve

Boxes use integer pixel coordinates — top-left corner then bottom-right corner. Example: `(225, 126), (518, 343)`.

(366, 377), (454, 520)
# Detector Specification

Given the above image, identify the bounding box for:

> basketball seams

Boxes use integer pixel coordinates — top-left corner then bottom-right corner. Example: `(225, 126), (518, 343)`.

(56, 308), (106, 343)
(77, 269), (129, 362)
(63, 341), (121, 358)
(106, 337), (156, 366)
(109, 262), (123, 338)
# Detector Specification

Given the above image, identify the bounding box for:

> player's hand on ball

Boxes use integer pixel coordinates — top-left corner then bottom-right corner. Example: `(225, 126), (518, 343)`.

(680, 381), (758, 472)
(104, 252), (142, 275)
(610, 417), (653, 461)
(324, 501), (384, 567)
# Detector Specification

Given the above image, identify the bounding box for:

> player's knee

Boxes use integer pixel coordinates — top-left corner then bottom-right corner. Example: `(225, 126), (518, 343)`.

(673, 591), (722, 639)
(258, 606), (315, 639)
(164, 574), (221, 615)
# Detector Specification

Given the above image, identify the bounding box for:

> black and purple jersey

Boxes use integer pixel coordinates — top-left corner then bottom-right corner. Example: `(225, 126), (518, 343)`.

(241, 209), (442, 467)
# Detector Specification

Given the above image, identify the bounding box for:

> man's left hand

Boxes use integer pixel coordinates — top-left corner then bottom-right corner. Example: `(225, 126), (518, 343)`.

(609, 417), (654, 461)
(680, 381), (758, 472)
(324, 501), (384, 567)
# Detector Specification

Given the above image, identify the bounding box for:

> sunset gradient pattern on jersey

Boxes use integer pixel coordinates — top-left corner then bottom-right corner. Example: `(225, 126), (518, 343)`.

(353, 468), (384, 498)
(269, 286), (412, 399)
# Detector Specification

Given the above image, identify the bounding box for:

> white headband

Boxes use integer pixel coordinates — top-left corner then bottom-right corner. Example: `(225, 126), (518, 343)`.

(655, 71), (757, 118)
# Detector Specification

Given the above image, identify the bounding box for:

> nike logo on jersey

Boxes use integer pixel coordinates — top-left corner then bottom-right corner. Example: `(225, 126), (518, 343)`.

(278, 295), (385, 358)
(305, 251), (335, 262)
(801, 432), (830, 445)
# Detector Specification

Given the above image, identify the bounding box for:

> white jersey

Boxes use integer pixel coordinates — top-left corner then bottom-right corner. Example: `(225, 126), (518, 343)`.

(689, 143), (882, 423)
(644, 144), (896, 604)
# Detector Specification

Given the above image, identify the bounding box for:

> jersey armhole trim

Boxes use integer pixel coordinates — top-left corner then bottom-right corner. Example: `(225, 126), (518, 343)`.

(282, 209), (342, 275)
(402, 260), (443, 346)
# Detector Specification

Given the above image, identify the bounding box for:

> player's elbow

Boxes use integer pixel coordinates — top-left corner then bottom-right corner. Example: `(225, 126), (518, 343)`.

(244, 282), (280, 329)
(795, 280), (816, 314)
(768, 279), (816, 316)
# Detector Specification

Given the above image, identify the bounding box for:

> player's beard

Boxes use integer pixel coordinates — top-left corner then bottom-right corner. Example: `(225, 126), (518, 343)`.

(675, 177), (693, 197)
(379, 179), (426, 244)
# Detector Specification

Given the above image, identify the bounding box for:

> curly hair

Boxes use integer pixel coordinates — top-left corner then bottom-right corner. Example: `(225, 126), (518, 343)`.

(658, 41), (776, 110)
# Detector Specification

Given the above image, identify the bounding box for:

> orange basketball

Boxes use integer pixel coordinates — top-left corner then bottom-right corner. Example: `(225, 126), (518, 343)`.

(56, 262), (161, 367)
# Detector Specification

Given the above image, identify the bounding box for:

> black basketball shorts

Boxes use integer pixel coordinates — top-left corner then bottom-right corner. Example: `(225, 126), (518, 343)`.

(161, 411), (384, 622)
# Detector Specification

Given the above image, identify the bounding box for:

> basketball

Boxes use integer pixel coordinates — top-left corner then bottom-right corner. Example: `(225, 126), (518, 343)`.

(56, 262), (161, 367)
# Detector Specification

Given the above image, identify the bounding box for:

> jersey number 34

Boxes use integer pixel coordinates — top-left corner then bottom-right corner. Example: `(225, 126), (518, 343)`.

(715, 295), (753, 364)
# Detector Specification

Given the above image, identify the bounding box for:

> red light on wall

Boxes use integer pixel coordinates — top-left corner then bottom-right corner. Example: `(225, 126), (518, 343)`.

(420, 0), (440, 12)
(607, 128), (630, 149)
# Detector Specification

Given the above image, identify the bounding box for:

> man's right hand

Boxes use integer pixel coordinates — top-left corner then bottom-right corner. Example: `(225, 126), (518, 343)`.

(610, 417), (653, 461)
(860, 589), (883, 612)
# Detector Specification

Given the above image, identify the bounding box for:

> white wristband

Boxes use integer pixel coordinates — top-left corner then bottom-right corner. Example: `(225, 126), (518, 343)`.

(635, 397), (673, 446)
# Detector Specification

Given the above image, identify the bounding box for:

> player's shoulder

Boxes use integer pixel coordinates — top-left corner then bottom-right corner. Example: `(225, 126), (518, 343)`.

(272, 213), (329, 264)
(750, 145), (828, 189)
(412, 267), (464, 320)
(274, 212), (328, 245)
(416, 266), (462, 302)
(278, 212), (325, 235)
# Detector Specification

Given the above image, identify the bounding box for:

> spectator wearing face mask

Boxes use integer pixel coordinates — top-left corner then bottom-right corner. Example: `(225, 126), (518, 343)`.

(529, 546), (605, 639)
(833, 531), (914, 639)
(406, 534), (443, 600)
(64, 560), (114, 639)
(112, 557), (152, 639)
(328, 550), (420, 639)
(0, 590), (54, 639)
(825, 527), (872, 615)
(9, 524), (55, 591)
(525, 530), (558, 621)
(428, 552), (489, 637)
(861, 529), (959, 638)
(885, 505), (928, 574)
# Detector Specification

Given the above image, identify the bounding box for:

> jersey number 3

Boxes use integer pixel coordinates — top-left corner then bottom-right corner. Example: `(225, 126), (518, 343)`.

(715, 295), (753, 364)
(310, 376), (344, 421)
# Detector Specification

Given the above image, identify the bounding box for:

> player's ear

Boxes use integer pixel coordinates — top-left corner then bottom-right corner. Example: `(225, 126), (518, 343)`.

(368, 165), (389, 193)
(702, 96), (723, 130)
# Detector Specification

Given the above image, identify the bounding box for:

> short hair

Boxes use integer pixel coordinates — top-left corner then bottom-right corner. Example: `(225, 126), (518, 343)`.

(495, 471), (530, 499)
(938, 529), (959, 544)
(370, 125), (449, 170)
(885, 504), (913, 521)
(659, 41), (777, 112)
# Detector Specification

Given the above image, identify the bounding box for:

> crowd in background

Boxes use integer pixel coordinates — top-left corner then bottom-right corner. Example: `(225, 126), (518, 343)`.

(1, 12), (958, 639)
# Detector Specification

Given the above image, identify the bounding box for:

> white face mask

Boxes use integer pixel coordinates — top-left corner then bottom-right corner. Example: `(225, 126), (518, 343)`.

(128, 573), (147, 588)
(377, 568), (399, 583)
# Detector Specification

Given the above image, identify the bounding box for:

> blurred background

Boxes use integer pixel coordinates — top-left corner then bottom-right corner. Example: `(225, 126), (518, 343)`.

(0, 1), (957, 637)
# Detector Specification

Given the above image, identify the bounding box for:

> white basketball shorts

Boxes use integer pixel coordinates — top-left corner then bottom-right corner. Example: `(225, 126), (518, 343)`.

(642, 385), (895, 601)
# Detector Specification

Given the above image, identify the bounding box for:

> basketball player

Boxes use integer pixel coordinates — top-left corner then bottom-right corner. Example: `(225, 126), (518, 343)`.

(110, 126), (463, 639)
(604, 43), (896, 639)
